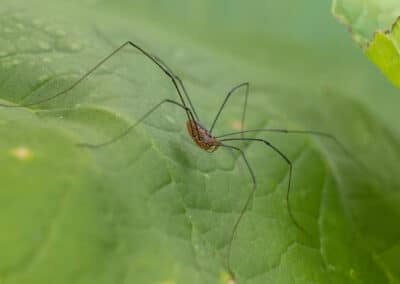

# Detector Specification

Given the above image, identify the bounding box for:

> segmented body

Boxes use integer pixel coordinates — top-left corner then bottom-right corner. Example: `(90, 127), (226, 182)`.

(186, 120), (221, 152)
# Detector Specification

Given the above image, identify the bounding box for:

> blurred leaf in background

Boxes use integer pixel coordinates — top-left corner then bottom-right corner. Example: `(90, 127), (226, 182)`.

(333, 0), (400, 90)
(0, 1), (399, 284)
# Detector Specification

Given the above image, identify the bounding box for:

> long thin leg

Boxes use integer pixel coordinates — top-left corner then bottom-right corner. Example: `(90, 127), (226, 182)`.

(152, 54), (200, 121)
(218, 128), (338, 141)
(217, 129), (347, 154)
(88, 30), (200, 121)
(79, 99), (195, 148)
(0, 41), (196, 123)
(221, 137), (308, 235)
(220, 144), (256, 278)
(216, 128), (365, 171)
(209, 82), (249, 134)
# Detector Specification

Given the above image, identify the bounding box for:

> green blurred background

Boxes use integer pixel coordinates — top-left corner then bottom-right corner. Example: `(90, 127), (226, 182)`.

(0, 1), (399, 284)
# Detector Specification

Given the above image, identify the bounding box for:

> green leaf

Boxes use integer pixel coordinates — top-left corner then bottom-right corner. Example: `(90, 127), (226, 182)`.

(332, 0), (400, 89)
(0, 1), (399, 284)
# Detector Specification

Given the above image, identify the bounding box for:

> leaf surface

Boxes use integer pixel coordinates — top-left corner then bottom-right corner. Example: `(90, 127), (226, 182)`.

(0, 1), (399, 284)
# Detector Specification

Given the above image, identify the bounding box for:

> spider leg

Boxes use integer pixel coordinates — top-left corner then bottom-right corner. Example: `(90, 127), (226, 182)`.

(219, 143), (256, 279)
(209, 82), (249, 135)
(220, 136), (311, 278)
(79, 99), (195, 148)
(217, 128), (366, 172)
(0, 41), (195, 124)
(221, 137), (309, 235)
(151, 54), (200, 121)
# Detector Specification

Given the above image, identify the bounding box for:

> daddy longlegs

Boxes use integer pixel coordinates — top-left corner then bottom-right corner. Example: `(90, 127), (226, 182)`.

(0, 41), (354, 279)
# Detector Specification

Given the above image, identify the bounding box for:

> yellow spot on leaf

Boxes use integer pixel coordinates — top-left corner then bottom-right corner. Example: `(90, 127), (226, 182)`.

(231, 120), (242, 130)
(11, 147), (32, 160)
(220, 271), (237, 284)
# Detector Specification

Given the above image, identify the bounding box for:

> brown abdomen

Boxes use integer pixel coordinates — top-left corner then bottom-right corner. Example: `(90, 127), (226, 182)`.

(186, 120), (221, 152)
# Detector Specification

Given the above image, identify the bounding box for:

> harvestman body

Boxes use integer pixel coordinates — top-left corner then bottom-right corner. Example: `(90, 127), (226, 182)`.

(186, 120), (221, 152)
(0, 41), (354, 279)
